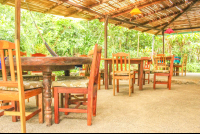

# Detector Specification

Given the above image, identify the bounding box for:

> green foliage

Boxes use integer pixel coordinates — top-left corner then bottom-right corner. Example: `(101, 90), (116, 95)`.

(0, 4), (200, 72)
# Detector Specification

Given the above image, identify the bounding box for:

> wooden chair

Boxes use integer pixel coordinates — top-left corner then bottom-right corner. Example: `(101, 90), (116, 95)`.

(0, 40), (43, 133)
(155, 54), (167, 70)
(153, 55), (174, 90)
(112, 52), (134, 97)
(173, 54), (187, 76)
(133, 57), (151, 86)
(53, 44), (102, 126)
(142, 57), (151, 85)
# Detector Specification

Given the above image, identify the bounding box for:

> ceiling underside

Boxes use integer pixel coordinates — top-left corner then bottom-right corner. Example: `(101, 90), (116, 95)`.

(1, 0), (200, 35)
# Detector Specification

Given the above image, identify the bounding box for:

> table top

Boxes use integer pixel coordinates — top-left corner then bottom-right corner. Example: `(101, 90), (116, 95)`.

(5, 57), (93, 72)
(101, 57), (151, 61)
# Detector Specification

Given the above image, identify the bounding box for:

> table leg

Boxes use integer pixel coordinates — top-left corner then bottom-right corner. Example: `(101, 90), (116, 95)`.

(109, 61), (112, 85)
(105, 60), (108, 89)
(43, 72), (52, 126)
(64, 70), (70, 76)
(176, 67), (179, 76)
(139, 61), (144, 90)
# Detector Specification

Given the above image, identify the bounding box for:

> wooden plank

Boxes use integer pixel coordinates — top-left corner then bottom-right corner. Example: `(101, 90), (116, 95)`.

(59, 108), (87, 113)
(104, 15), (108, 89)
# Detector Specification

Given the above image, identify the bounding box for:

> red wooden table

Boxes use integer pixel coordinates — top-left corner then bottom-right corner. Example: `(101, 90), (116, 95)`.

(102, 58), (151, 90)
(6, 57), (92, 126)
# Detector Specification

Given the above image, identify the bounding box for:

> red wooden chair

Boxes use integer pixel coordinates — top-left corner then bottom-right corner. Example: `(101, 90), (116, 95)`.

(53, 44), (102, 125)
(133, 57), (151, 85)
(153, 55), (174, 90)
(112, 52), (134, 97)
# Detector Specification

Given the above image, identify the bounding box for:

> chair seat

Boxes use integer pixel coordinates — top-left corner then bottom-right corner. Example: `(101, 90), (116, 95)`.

(111, 71), (134, 76)
(0, 81), (43, 91)
(52, 79), (89, 88)
(99, 69), (104, 73)
(143, 69), (150, 72)
(153, 70), (170, 73)
(57, 76), (87, 81)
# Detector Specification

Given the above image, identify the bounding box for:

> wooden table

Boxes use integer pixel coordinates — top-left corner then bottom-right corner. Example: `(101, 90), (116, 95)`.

(5, 57), (92, 126)
(102, 58), (151, 90)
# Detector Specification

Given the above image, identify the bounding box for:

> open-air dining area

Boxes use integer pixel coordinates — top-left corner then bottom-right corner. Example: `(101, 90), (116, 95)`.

(0, 0), (200, 133)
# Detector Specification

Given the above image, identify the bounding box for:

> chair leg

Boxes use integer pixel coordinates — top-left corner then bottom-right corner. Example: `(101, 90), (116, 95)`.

(153, 74), (156, 89)
(113, 78), (115, 96)
(129, 79), (131, 97)
(65, 93), (69, 115)
(143, 72), (145, 85)
(87, 91), (93, 126)
(12, 101), (17, 122)
(60, 93), (64, 108)
(133, 72), (135, 84)
(185, 67), (186, 76)
(102, 73), (104, 85)
(117, 79), (119, 93)
(182, 68), (183, 76)
(167, 76), (169, 88)
(98, 73), (100, 90)
(54, 88), (59, 124)
(19, 97), (26, 133)
(93, 90), (97, 117)
(36, 95), (39, 107)
(168, 76), (171, 90)
(39, 92), (44, 123)
(132, 78), (134, 93)
(148, 73), (150, 84)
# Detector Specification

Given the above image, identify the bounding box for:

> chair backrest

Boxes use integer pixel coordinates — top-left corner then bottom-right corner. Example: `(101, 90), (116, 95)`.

(0, 40), (24, 91)
(153, 54), (167, 70)
(88, 44), (102, 90)
(142, 57), (151, 70)
(182, 54), (187, 66)
(112, 52), (131, 75)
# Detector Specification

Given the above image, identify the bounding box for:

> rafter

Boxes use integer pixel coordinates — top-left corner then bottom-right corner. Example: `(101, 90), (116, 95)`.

(138, 10), (181, 27)
(2, 0), (10, 4)
(43, 1), (64, 13)
(173, 27), (200, 31)
(155, 0), (199, 35)
(109, 18), (160, 31)
(61, 0), (105, 17)
(129, 0), (189, 22)
(111, 0), (166, 18)
(141, 22), (168, 32)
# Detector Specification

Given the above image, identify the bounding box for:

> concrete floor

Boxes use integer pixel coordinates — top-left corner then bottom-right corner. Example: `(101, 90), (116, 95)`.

(0, 74), (200, 133)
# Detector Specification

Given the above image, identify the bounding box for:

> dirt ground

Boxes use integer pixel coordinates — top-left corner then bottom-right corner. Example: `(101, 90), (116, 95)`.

(1, 80), (200, 133)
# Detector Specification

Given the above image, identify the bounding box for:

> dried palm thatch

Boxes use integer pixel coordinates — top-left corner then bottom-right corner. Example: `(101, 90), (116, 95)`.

(0, 0), (200, 35)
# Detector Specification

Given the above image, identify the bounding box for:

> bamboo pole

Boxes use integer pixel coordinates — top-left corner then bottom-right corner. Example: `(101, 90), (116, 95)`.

(104, 15), (108, 89)
(162, 30), (165, 54)
(15, 0), (26, 133)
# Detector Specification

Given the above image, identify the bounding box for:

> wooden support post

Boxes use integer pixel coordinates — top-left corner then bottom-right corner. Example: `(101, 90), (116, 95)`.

(137, 33), (140, 57)
(162, 30), (165, 54)
(104, 15), (108, 89)
(152, 35), (155, 56)
(15, 0), (26, 133)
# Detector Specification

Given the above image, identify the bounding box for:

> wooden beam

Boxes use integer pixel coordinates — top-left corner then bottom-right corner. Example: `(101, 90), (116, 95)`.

(109, 18), (160, 31)
(61, 0), (105, 17)
(111, 0), (166, 18)
(129, 0), (190, 22)
(141, 22), (168, 32)
(156, 0), (199, 35)
(173, 27), (200, 31)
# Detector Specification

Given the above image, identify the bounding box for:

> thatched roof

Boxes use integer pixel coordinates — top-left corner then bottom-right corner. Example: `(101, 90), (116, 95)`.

(1, 0), (200, 35)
